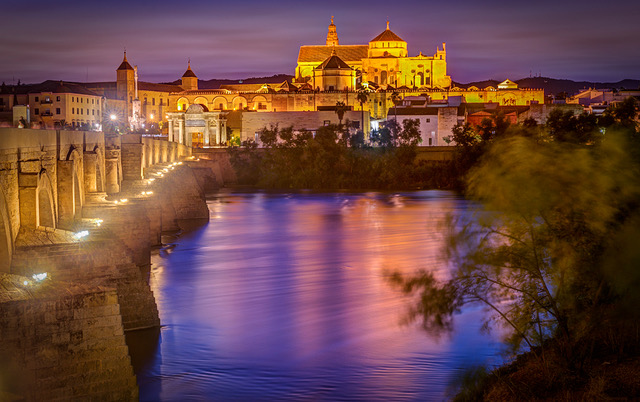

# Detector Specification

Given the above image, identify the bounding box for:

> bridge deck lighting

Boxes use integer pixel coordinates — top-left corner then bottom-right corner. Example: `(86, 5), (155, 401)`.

(74, 230), (90, 239)
(32, 273), (48, 282)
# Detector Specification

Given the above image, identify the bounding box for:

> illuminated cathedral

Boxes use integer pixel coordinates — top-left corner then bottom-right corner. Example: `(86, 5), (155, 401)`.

(296, 18), (451, 90)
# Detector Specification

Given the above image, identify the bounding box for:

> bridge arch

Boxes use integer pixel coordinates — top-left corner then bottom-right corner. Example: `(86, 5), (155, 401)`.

(58, 147), (84, 227)
(0, 186), (13, 272)
(37, 170), (56, 228)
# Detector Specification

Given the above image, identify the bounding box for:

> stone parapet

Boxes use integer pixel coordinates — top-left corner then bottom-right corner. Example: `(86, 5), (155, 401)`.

(0, 273), (138, 401)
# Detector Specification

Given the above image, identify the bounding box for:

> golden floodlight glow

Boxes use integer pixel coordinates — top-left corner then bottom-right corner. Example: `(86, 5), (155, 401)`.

(110, 114), (117, 120)
(120, 198), (128, 203)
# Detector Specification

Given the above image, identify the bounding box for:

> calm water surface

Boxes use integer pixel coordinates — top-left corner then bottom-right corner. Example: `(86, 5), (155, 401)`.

(132, 190), (504, 401)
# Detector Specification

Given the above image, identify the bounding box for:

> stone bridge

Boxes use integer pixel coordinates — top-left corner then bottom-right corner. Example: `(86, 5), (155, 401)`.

(0, 127), (214, 400)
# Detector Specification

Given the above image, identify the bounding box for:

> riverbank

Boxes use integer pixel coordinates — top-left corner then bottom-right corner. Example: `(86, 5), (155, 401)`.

(465, 346), (640, 400)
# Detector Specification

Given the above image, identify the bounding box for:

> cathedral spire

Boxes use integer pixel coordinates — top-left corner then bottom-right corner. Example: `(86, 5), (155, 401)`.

(326, 16), (339, 47)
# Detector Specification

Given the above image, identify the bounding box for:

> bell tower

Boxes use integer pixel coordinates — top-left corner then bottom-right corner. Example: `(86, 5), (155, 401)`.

(116, 51), (134, 102)
(181, 60), (198, 91)
(326, 16), (339, 47)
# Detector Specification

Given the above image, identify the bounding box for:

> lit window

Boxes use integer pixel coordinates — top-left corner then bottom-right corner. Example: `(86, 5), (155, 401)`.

(56, 96), (60, 101)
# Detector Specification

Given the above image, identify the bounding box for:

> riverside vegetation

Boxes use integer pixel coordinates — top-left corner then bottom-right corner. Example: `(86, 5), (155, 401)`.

(229, 97), (640, 400)
(228, 118), (456, 190)
(392, 97), (640, 400)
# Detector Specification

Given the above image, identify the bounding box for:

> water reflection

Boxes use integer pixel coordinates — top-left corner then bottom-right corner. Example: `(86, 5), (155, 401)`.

(134, 190), (503, 401)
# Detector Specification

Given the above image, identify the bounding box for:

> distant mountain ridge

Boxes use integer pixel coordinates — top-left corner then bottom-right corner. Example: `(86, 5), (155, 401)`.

(164, 74), (639, 96)
(454, 77), (640, 96)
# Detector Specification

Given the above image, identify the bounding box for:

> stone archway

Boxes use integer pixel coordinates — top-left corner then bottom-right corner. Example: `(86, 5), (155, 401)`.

(57, 147), (84, 227)
(37, 170), (56, 228)
(0, 187), (13, 272)
(232, 96), (247, 111)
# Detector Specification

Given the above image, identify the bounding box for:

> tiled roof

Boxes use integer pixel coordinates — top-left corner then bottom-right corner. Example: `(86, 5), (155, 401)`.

(371, 28), (404, 42)
(182, 68), (197, 78)
(138, 82), (184, 93)
(117, 52), (134, 71)
(315, 54), (352, 70)
(3, 80), (103, 96)
(298, 45), (368, 63)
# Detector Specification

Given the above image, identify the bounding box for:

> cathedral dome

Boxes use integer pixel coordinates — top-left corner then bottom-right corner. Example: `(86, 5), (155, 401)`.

(370, 21), (405, 42)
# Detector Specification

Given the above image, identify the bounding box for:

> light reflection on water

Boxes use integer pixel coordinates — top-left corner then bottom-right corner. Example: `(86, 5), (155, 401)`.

(133, 190), (504, 401)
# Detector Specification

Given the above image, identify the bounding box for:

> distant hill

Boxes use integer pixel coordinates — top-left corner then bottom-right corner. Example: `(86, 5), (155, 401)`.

(164, 74), (293, 90)
(454, 77), (640, 97)
(164, 73), (639, 95)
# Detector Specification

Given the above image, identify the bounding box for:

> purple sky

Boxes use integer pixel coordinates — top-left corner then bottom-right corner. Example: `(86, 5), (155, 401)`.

(1, 0), (638, 85)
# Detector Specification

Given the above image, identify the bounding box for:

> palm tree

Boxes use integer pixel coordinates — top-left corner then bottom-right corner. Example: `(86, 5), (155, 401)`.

(335, 101), (347, 127)
(390, 91), (401, 121)
(356, 86), (369, 133)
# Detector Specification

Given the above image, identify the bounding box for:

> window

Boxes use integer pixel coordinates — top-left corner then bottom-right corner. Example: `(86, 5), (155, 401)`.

(80, 109), (83, 115)
(72, 97), (74, 102)
(160, 99), (163, 106)
(323, 120), (331, 126)
(80, 98), (83, 103)
(144, 97), (147, 105)
(72, 108), (75, 114)
(56, 96), (60, 101)
(429, 138), (433, 145)
(56, 108), (60, 114)
(86, 109), (88, 115)
(35, 96), (39, 102)
(35, 108), (39, 115)
(152, 98), (155, 106)
(92, 99), (94, 104)
(92, 110), (94, 116)
(426, 118), (430, 123)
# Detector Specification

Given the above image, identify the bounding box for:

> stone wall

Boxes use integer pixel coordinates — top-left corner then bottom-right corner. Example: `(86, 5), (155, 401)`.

(10, 226), (160, 331)
(231, 110), (368, 143)
(0, 274), (138, 401)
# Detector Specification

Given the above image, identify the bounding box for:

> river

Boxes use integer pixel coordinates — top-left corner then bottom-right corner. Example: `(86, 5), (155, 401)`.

(128, 190), (505, 401)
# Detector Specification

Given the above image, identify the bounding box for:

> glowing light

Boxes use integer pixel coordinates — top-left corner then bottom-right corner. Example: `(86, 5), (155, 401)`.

(110, 114), (117, 121)
(74, 230), (89, 239)
(120, 199), (128, 203)
(148, 178), (156, 182)
(23, 280), (29, 286)
(149, 114), (154, 120)
(32, 273), (48, 281)
(163, 168), (169, 173)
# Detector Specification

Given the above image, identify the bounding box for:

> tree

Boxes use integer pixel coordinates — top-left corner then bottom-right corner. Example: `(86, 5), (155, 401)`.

(356, 86), (369, 135)
(391, 131), (640, 367)
(335, 101), (347, 127)
(390, 91), (401, 121)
